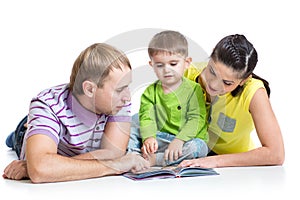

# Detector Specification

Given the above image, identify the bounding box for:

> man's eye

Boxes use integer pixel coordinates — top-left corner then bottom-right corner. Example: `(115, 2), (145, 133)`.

(116, 87), (125, 93)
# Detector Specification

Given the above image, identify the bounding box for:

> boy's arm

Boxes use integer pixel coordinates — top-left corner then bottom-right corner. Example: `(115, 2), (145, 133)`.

(139, 84), (158, 141)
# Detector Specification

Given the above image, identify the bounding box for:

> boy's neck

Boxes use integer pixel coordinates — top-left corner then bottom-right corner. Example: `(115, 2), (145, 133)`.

(161, 78), (183, 94)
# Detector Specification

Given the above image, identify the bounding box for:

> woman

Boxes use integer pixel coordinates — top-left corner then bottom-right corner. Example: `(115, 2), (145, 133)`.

(180, 34), (285, 168)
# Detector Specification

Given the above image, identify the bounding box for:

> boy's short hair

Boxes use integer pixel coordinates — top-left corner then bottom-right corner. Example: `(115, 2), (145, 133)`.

(69, 43), (131, 95)
(148, 30), (188, 58)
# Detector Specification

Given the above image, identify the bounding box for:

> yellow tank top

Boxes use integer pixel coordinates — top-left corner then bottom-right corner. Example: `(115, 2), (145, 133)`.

(184, 62), (265, 154)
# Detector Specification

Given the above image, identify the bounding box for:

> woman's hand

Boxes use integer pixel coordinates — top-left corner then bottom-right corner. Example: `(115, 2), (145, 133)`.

(179, 156), (219, 168)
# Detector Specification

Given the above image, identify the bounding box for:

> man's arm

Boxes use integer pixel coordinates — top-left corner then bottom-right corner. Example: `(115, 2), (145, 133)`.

(24, 133), (149, 183)
(75, 121), (130, 160)
(25, 134), (116, 183)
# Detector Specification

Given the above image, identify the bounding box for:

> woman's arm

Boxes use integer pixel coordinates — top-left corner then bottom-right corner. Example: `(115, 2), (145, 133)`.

(180, 88), (285, 168)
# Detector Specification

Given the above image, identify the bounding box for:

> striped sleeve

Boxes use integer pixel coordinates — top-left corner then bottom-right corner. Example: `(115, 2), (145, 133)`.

(26, 99), (61, 145)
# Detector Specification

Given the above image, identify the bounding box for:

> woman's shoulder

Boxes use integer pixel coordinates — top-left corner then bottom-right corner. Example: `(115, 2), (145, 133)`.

(239, 78), (266, 109)
(244, 78), (265, 92)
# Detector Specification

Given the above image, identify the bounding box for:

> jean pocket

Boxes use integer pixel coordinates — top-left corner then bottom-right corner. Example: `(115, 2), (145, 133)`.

(217, 112), (236, 132)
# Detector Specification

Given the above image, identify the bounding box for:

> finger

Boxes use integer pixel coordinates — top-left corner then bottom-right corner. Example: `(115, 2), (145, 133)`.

(142, 146), (150, 160)
(150, 143), (156, 153)
(15, 171), (25, 180)
(164, 149), (169, 162)
(173, 150), (179, 161)
(178, 160), (190, 167)
(178, 149), (183, 157)
(153, 142), (158, 152)
(169, 150), (174, 162)
(146, 144), (152, 154)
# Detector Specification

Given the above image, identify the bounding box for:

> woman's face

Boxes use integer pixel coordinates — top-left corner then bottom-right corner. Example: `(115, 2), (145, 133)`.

(201, 59), (243, 96)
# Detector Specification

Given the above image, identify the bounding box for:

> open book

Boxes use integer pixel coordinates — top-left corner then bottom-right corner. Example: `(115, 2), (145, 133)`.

(123, 166), (219, 181)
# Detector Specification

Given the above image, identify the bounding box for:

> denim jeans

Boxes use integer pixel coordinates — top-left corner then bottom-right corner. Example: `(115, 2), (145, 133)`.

(127, 113), (208, 166)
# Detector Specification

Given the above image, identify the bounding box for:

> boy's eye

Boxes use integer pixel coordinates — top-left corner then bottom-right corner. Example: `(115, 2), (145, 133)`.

(155, 63), (164, 68)
(170, 62), (178, 66)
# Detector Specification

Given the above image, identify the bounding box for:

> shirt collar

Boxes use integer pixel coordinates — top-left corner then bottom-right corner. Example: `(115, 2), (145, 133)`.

(66, 92), (99, 127)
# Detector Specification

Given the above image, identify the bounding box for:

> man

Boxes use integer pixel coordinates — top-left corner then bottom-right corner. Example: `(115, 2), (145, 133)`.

(3, 43), (149, 183)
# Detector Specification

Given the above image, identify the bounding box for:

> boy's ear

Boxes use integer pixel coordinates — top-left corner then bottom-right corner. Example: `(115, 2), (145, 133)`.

(149, 60), (153, 67)
(185, 57), (192, 68)
(82, 80), (96, 97)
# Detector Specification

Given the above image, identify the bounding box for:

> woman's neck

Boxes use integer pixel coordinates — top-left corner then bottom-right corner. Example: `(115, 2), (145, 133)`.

(198, 72), (217, 103)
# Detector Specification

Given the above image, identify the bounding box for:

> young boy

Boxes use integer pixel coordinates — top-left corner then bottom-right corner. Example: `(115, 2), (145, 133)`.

(128, 30), (208, 166)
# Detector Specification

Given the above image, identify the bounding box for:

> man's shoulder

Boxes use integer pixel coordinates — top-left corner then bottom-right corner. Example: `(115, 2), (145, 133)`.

(35, 84), (70, 101)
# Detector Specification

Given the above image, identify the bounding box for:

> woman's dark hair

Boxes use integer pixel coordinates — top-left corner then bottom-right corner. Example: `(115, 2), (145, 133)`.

(210, 34), (270, 97)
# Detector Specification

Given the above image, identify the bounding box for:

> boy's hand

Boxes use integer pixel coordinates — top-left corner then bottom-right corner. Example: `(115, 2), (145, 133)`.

(141, 137), (158, 158)
(164, 138), (184, 162)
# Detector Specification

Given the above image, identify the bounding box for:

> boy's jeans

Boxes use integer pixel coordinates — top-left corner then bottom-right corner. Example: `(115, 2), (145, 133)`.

(127, 114), (208, 166)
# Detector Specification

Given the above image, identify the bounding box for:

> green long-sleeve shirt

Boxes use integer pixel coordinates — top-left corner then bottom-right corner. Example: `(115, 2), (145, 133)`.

(139, 77), (208, 142)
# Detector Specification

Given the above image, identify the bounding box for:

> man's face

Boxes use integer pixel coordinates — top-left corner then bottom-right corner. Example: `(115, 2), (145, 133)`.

(94, 65), (132, 115)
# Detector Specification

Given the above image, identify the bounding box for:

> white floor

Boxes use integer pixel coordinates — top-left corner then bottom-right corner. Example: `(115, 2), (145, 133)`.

(1, 141), (297, 200)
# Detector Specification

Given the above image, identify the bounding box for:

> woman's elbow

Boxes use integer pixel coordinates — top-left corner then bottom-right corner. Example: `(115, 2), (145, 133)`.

(275, 151), (285, 165)
(270, 148), (285, 166)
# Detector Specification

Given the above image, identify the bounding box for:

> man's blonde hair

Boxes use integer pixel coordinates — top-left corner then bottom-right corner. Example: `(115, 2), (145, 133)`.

(148, 30), (188, 58)
(69, 43), (131, 95)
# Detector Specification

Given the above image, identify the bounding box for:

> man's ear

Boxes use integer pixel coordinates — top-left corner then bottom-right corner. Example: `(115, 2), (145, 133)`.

(82, 80), (96, 97)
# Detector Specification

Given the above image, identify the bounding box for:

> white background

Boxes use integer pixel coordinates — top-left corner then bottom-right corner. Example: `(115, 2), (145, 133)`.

(0, 0), (299, 198)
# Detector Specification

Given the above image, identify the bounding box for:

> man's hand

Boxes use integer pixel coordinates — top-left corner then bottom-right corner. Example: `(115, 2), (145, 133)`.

(164, 138), (184, 162)
(3, 160), (28, 180)
(106, 153), (150, 174)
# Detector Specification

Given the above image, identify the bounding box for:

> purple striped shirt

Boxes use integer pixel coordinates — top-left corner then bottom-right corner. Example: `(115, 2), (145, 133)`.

(20, 84), (131, 160)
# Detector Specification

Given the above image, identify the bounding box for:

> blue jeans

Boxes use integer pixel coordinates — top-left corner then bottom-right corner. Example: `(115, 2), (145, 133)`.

(127, 114), (208, 166)
(5, 115), (28, 159)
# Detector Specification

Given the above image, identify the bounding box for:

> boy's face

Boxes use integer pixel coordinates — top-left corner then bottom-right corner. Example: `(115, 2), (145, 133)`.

(150, 52), (191, 90)
(94, 64), (132, 115)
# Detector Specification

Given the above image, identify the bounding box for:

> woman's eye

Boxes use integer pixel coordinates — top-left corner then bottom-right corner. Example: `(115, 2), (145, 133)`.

(223, 81), (232, 86)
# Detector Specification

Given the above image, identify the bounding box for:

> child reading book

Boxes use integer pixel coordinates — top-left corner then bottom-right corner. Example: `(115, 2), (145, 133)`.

(127, 30), (208, 166)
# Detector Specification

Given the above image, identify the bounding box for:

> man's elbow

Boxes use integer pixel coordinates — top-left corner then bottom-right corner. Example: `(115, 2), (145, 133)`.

(27, 162), (51, 183)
